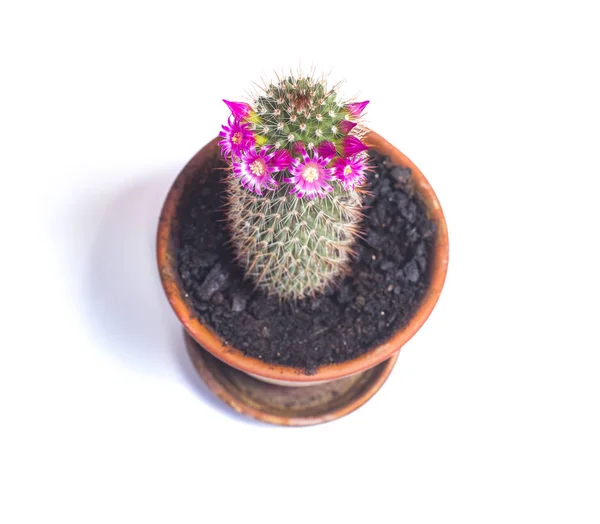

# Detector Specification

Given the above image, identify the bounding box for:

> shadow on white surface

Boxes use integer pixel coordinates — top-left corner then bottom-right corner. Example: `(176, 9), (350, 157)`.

(171, 327), (262, 426)
(77, 173), (260, 425)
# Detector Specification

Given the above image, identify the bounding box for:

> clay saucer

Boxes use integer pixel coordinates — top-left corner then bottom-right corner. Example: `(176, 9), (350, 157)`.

(184, 331), (400, 426)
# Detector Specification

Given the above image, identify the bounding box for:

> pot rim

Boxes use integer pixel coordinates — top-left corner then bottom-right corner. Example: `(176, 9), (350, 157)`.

(157, 129), (449, 383)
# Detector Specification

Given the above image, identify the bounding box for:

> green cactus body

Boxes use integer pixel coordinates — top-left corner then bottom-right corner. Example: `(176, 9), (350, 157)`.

(220, 74), (369, 300)
(226, 178), (362, 300)
(254, 76), (349, 149)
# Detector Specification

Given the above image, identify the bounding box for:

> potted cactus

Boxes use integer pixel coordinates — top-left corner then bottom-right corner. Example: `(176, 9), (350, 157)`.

(157, 73), (448, 424)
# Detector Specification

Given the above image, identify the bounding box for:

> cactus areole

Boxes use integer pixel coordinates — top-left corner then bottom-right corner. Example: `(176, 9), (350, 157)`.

(219, 74), (370, 300)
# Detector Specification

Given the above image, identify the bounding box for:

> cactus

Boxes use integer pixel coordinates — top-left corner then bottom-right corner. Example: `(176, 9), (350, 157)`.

(218, 73), (370, 300)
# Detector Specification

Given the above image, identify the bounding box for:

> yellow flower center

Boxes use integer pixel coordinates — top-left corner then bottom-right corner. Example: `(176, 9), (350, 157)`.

(232, 132), (243, 144)
(302, 165), (319, 182)
(250, 159), (267, 177)
(343, 165), (352, 176)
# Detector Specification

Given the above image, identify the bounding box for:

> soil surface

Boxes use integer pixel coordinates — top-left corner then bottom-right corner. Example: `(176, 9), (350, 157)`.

(177, 151), (436, 374)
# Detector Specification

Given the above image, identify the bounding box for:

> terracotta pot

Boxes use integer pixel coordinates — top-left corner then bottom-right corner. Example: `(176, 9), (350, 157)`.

(157, 129), (449, 386)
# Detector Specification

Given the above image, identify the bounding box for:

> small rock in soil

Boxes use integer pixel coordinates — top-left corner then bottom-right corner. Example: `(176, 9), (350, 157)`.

(392, 191), (409, 209)
(415, 241), (428, 272)
(400, 202), (418, 224)
(211, 291), (224, 305)
(403, 259), (420, 283)
(197, 263), (229, 300)
(231, 293), (248, 313)
(197, 252), (219, 269)
(378, 178), (392, 196)
(390, 166), (411, 184)
(335, 283), (352, 305)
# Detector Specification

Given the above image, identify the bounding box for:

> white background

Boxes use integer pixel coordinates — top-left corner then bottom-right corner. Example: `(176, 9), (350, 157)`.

(1, 1), (599, 522)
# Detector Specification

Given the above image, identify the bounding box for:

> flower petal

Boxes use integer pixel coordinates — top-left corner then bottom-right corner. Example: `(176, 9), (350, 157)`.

(341, 136), (369, 157)
(271, 148), (291, 171)
(345, 100), (369, 118)
(339, 120), (357, 134)
(293, 141), (306, 155)
(223, 100), (252, 120)
(316, 140), (336, 160)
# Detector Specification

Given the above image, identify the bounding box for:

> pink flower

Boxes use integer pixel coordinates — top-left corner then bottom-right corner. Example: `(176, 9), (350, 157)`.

(334, 155), (368, 190)
(218, 117), (255, 159)
(285, 142), (336, 199)
(223, 99), (252, 120)
(340, 135), (369, 157)
(345, 100), (369, 118)
(338, 120), (357, 134)
(232, 147), (291, 195)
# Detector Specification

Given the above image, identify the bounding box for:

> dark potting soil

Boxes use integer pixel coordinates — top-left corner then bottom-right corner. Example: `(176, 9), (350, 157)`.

(177, 151), (436, 375)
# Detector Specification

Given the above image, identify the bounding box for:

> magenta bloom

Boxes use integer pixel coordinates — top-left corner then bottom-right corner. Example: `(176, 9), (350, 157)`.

(340, 135), (369, 157)
(223, 99), (252, 120)
(232, 147), (291, 195)
(316, 140), (336, 158)
(335, 155), (368, 190)
(345, 100), (369, 118)
(338, 120), (357, 134)
(285, 142), (336, 199)
(218, 117), (255, 159)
